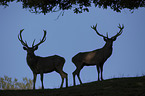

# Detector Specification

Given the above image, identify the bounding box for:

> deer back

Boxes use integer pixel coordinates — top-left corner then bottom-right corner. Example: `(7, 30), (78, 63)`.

(72, 48), (111, 65)
(27, 55), (65, 74)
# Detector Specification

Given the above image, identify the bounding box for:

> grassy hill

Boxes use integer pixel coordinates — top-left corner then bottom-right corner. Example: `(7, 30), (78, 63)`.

(0, 76), (145, 96)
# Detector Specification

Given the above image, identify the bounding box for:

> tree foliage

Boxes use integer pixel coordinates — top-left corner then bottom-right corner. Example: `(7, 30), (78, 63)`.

(0, 76), (33, 90)
(0, 0), (145, 14)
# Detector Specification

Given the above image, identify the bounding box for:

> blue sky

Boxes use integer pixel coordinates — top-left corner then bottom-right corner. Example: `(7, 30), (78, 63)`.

(0, 2), (145, 89)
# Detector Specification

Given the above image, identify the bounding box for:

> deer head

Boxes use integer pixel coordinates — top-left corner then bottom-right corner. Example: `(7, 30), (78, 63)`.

(18, 29), (47, 55)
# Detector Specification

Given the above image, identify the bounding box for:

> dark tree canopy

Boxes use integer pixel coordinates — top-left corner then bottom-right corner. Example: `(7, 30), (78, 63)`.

(1, 0), (145, 14)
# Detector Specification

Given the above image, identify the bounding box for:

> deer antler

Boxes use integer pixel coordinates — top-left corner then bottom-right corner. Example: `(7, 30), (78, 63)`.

(91, 24), (107, 38)
(18, 29), (28, 47)
(33, 30), (47, 47)
(112, 24), (124, 38)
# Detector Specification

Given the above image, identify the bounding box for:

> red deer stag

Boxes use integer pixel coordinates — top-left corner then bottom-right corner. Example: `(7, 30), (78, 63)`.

(18, 29), (68, 89)
(72, 24), (124, 86)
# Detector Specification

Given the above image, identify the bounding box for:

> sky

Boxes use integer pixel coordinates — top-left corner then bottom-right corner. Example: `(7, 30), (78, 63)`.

(0, 2), (145, 89)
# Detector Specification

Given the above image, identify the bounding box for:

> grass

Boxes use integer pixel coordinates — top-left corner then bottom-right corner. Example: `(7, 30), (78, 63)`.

(0, 76), (145, 96)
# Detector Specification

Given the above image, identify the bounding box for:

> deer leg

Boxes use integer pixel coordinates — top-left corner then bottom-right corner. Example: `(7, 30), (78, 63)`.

(72, 71), (76, 86)
(100, 65), (104, 81)
(65, 74), (68, 88)
(96, 65), (100, 81)
(60, 77), (64, 88)
(62, 72), (68, 88)
(40, 73), (44, 89)
(33, 73), (37, 90)
(73, 66), (83, 86)
(77, 72), (82, 85)
(58, 71), (68, 88)
(73, 69), (81, 86)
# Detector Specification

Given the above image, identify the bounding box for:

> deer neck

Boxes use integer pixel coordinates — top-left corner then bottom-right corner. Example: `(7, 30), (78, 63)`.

(26, 52), (39, 74)
(26, 52), (37, 64)
(103, 42), (113, 50)
(102, 42), (113, 56)
(100, 42), (113, 59)
(27, 52), (36, 57)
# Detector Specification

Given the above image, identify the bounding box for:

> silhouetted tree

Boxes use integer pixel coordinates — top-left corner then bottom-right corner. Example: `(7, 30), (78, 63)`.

(0, 0), (145, 15)
(0, 76), (33, 90)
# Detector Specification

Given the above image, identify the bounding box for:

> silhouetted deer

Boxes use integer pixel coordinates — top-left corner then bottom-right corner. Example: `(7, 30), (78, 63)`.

(18, 29), (68, 89)
(72, 24), (124, 86)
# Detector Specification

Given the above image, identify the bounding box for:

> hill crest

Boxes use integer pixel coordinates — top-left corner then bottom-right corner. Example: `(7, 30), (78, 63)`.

(0, 76), (145, 96)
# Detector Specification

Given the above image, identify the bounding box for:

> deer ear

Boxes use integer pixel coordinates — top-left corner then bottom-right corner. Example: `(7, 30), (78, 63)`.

(34, 46), (38, 50)
(103, 37), (108, 41)
(112, 37), (117, 41)
(23, 46), (27, 50)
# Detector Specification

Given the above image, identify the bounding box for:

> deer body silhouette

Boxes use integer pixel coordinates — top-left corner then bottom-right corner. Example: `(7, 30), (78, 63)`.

(72, 24), (124, 86)
(18, 29), (68, 89)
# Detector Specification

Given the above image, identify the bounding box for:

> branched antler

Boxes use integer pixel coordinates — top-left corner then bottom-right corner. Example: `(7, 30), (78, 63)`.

(91, 24), (107, 38)
(18, 29), (28, 47)
(33, 30), (47, 47)
(112, 24), (124, 38)
(91, 24), (124, 39)
(18, 29), (47, 48)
